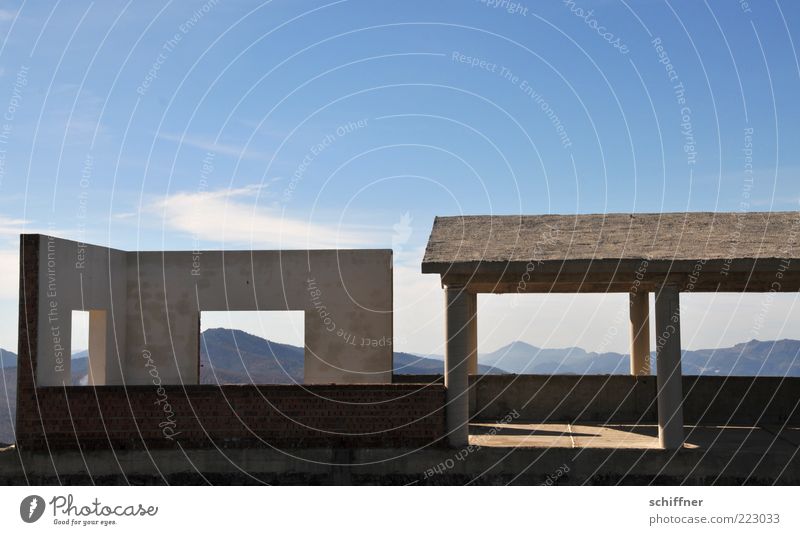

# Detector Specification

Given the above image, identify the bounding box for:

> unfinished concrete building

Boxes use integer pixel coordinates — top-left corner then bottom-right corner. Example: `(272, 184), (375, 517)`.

(13, 211), (800, 477)
(422, 212), (800, 449)
(16, 235), (444, 450)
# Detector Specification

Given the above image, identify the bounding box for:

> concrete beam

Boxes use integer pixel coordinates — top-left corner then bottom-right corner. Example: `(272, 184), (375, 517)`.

(655, 284), (684, 449)
(629, 291), (651, 375)
(433, 257), (800, 293)
(444, 285), (475, 447)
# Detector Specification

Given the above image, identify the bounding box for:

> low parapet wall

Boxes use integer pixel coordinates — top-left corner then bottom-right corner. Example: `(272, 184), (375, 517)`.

(16, 384), (446, 451)
(470, 375), (800, 425)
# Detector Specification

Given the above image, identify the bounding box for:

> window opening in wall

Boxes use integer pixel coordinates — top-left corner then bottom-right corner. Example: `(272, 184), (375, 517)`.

(199, 311), (305, 384)
(71, 309), (108, 386)
(71, 310), (89, 386)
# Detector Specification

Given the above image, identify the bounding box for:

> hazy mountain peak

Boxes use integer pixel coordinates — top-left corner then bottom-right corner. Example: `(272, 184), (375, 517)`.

(500, 340), (540, 351)
(202, 327), (253, 338)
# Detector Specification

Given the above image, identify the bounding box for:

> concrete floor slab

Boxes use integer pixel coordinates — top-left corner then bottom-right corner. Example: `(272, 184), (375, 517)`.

(469, 421), (800, 453)
(469, 423), (578, 448)
(2, 435), (799, 484)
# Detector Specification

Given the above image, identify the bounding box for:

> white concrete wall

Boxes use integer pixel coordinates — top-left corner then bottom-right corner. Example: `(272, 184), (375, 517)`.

(34, 236), (393, 386)
(36, 236), (127, 386)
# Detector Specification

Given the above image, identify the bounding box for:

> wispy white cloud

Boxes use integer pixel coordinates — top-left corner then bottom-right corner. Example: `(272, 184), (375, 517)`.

(236, 118), (289, 139)
(0, 9), (17, 22)
(0, 215), (28, 237)
(0, 249), (18, 299)
(749, 196), (800, 208)
(111, 211), (137, 220)
(150, 185), (381, 248)
(0, 216), (28, 300)
(157, 132), (271, 161)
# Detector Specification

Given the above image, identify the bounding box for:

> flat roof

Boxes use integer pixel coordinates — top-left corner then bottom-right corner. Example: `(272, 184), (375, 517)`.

(422, 212), (800, 293)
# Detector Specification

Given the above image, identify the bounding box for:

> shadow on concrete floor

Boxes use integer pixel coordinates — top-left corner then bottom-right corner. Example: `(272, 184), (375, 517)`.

(469, 423), (599, 437)
(468, 421), (800, 452)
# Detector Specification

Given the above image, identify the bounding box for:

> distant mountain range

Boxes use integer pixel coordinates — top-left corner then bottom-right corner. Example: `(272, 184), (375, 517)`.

(479, 338), (800, 376)
(198, 328), (503, 384)
(1, 331), (799, 444)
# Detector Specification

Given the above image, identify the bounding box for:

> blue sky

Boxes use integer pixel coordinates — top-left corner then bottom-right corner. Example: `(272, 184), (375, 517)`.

(0, 0), (798, 356)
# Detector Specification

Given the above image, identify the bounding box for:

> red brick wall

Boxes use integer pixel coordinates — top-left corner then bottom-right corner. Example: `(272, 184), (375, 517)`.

(16, 383), (447, 450)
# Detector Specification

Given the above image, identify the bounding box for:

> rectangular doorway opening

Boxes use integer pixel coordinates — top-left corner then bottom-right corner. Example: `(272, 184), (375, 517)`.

(71, 310), (89, 385)
(199, 311), (305, 385)
(71, 309), (108, 386)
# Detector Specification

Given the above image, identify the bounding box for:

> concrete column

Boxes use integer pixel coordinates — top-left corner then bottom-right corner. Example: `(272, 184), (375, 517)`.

(87, 310), (107, 385)
(444, 285), (475, 447)
(655, 284), (684, 449)
(467, 291), (478, 375)
(629, 291), (651, 375)
(466, 291), (478, 419)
